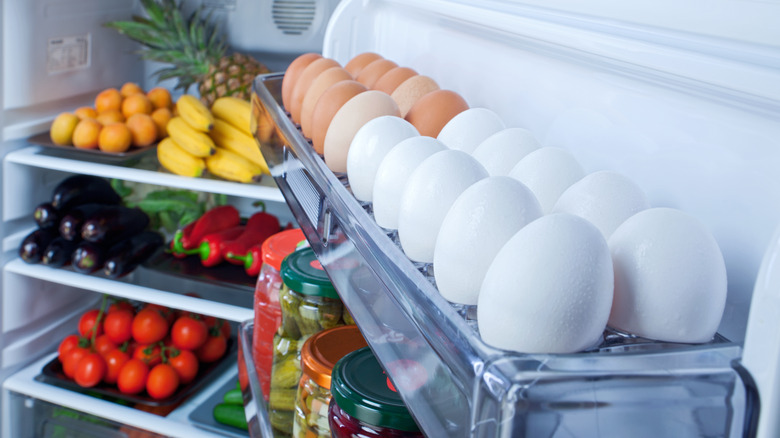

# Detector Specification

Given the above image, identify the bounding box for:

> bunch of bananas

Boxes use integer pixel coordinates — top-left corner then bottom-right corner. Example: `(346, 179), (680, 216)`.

(157, 95), (270, 183)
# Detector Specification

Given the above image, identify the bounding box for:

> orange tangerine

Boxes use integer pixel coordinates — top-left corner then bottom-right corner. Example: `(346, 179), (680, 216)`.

(125, 113), (158, 147)
(96, 109), (125, 125)
(72, 118), (103, 149)
(74, 106), (98, 120)
(95, 88), (122, 113)
(50, 112), (80, 145)
(150, 107), (172, 139)
(147, 87), (173, 110)
(98, 123), (133, 153)
(120, 82), (145, 97)
(121, 93), (154, 119)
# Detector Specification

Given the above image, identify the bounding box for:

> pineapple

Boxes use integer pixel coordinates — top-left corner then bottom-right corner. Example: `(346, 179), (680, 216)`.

(105, 0), (270, 107)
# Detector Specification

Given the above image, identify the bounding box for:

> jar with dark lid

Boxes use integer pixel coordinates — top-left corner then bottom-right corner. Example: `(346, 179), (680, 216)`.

(293, 325), (368, 438)
(329, 347), (424, 438)
(269, 248), (351, 437)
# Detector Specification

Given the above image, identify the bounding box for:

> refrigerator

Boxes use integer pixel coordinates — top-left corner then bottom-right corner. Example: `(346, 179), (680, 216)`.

(3, 0), (780, 437)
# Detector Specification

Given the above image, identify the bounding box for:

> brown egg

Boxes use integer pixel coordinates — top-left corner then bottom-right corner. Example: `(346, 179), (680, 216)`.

(344, 52), (383, 78)
(323, 90), (401, 173)
(356, 59), (398, 89)
(373, 67), (418, 95)
(289, 57), (341, 124)
(405, 89), (469, 138)
(300, 67), (353, 139)
(311, 80), (368, 154)
(390, 75), (440, 118)
(281, 53), (322, 112)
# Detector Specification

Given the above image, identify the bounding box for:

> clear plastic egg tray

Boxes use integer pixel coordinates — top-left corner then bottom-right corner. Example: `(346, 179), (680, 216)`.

(250, 73), (755, 437)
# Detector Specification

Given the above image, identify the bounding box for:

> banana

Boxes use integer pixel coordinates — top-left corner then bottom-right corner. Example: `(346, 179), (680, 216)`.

(205, 147), (264, 183)
(176, 94), (214, 132)
(210, 118), (270, 175)
(157, 137), (206, 177)
(166, 116), (217, 157)
(211, 97), (251, 136)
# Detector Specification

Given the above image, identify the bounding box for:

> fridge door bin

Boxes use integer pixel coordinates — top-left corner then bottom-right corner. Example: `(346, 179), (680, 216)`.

(251, 73), (758, 437)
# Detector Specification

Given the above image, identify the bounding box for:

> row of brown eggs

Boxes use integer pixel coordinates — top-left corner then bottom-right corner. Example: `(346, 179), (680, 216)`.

(280, 52), (469, 173)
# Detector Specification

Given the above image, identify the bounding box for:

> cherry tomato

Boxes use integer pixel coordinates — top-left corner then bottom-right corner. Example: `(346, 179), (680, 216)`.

(74, 353), (107, 388)
(78, 309), (103, 338)
(132, 308), (169, 344)
(117, 358), (149, 395)
(58, 335), (82, 362)
(146, 363), (180, 400)
(168, 349), (199, 384)
(103, 349), (130, 385)
(143, 303), (176, 326)
(62, 346), (90, 379)
(196, 334), (227, 363)
(171, 315), (208, 351)
(108, 300), (135, 314)
(133, 343), (162, 367)
(94, 334), (118, 356)
(203, 316), (231, 339)
(103, 308), (134, 344)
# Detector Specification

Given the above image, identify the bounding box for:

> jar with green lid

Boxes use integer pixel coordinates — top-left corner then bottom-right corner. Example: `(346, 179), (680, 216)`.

(328, 347), (424, 438)
(293, 325), (368, 438)
(269, 248), (351, 437)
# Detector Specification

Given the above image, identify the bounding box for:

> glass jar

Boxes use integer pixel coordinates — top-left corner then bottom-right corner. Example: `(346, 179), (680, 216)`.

(269, 248), (350, 437)
(328, 347), (424, 438)
(252, 228), (306, 399)
(293, 325), (368, 438)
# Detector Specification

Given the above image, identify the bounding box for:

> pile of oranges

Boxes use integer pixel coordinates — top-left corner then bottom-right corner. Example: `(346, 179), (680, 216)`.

(50, 82), (173, 153)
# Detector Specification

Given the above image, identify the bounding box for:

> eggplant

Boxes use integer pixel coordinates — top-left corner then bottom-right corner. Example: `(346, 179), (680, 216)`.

(50, 175), (121, 212)
(19, 228), (58, 264)
(80, 206), (150, 246)
(33, 202), (60, 229)
(71, 241), (106, 274)
(59, 203), (109, 241)
(103, 231), (164, 278)
(41, 237), (80, 268)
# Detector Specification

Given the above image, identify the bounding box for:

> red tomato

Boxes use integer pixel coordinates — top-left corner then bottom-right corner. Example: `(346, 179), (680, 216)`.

(58, 335), (82, 362)
(108, 300), (135, 314)
(133, 343), (162, 367)
(62, 346), (91, 379)
(103, 349), (130, 385)
(168, 349), (199, 384)
(103, 308), (134, 344)
(202, 316), (231, 339)
(171, 315), (208, 351)
(74, 353), (107, 388)
(143, 304), (176, 326)
(94, 334), (118, 356)
(78, 309), (103, 338)
(146, 363), (180, 400)
(117, 359), (149, 395)
(132, 308), (169, 344)
(196, 334), (227, 363)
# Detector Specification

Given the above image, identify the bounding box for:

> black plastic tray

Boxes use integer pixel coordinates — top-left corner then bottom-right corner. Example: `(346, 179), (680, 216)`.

(142, 251), (256, 291)
(28, 131), (157, 162)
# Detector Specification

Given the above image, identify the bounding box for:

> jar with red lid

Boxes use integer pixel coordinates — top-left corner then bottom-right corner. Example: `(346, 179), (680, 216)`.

(328, 347), (424, 438)
(293, 325), (368, 438)
(252, 228), (306, 399)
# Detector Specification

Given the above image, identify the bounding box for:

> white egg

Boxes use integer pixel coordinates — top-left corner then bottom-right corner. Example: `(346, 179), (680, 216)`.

(608, 208), (727, 343)
(434, 176), (542, 305)
(508, 147), (585, 214)
(436, 108), (506, 153)
(471, 128), (542, 176)
(372, 137), (447, 230)
(552, 170), (650, 239)
(347, 116), (420, 202)
(398, 150), (488, 263)
(478, 213), (613, 353)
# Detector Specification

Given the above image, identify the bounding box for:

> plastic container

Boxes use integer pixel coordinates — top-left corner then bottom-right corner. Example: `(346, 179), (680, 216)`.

(328, 347), (423, 438)
(293, 325), (368, 438)
(252, 228), (306, 399)
(268, 247), (350, 437)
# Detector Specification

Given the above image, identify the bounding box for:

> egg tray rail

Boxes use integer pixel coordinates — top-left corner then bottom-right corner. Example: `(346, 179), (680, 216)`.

(251, 73), (755, 438)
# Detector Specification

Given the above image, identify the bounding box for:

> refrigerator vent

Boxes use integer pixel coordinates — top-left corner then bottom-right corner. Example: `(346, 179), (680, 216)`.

(272, 0), (316, 35)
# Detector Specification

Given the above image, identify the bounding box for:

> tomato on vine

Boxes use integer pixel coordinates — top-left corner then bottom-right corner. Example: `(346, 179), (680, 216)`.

(171, 315), (208, 351)
(132, 308), (169, 344)
(168, 348), (199, 384)
(94, 334), (118, 356)
(146, 363), (180, 400)
(117, 358), (149, 395)
(74, 353), (107, 388)
(133, 343), (162, 367)
(78, 309), (103, 338)
(196, 333), (227, 363)
(103, 349), (130, 385)
(62, 346), (90, 379)
(104, 308), (135, 344)
(58, 334), (83, 362)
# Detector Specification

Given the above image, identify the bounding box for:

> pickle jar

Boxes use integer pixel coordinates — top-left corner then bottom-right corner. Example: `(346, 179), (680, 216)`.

(252, 228), (306, 399)
(269, 247), (349, 437)
(293, 325), (368, 438)
(329, 347), (424, 438)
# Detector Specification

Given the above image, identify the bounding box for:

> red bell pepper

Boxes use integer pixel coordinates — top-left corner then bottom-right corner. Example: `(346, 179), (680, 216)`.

(172, 205), (241, 255)
(226, 243), (263, 276)
(183, 225), (246, 267)
(223, 210), (280, 266)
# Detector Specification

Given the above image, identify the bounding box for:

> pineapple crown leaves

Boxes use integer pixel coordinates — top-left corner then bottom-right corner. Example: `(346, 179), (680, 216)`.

(104, 0), (227, 92)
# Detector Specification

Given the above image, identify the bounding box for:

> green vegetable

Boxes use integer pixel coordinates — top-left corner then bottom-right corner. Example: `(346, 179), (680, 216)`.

(213, 403), (248, 430)
(223, 388), (243, 405)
